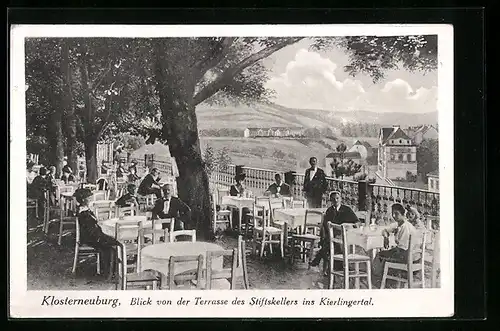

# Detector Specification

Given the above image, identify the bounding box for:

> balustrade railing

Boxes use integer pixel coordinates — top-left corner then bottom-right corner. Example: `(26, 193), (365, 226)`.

(208, 164), (440, 223)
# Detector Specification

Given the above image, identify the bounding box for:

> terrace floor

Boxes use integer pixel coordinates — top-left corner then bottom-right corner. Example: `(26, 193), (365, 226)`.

(27, 218), (439, 291)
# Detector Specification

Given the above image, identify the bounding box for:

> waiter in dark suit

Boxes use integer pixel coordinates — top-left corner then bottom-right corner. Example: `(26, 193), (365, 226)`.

(310, 191), (359, 267)
(152, 183), (191, 231)
(138, 168), (162, 198)
(265, 173), (292, 197)
(303, 157), (328, 208)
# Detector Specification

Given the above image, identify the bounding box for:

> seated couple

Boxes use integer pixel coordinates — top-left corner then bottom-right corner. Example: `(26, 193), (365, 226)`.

(115, 182), (191, 231)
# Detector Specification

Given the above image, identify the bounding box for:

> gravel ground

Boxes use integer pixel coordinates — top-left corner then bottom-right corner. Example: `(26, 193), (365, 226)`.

(26, 218), (439, 291)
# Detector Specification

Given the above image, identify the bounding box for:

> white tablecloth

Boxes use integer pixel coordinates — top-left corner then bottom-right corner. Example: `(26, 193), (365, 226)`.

(140, 242), (224, 276)
(99, 217), (152, 237)
(273, 208), (326, 229)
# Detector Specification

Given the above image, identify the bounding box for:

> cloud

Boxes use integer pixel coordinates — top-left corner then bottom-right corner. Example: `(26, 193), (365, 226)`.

(266, 49), (437, 113)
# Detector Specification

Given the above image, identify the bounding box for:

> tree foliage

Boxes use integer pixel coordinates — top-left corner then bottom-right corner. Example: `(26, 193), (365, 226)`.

(417, 138), (439, 177)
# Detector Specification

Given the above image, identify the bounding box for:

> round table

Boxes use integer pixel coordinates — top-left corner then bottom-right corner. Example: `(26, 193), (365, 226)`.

(140, 242), (225, 280)
(99, 217), (152, 237)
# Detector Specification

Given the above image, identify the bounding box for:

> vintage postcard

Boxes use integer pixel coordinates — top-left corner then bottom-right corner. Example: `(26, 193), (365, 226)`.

(10, 24), (454, 318)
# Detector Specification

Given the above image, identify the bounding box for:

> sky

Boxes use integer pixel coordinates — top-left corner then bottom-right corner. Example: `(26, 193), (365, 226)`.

(261, 39), (438, 113)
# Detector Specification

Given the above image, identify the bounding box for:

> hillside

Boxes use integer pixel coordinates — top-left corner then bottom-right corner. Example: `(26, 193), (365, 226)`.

(196, 102), (438, 129)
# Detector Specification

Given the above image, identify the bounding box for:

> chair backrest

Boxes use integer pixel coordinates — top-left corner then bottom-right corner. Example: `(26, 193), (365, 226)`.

(116, 205), (138, 218)
(252, 203), (268, 227)
(211, 193), (218, 221)
(291, 198), (307, 209)
(268, 197), (285, 221)
(59, 185), (75, 195)
(152, 218), (175, 236)
(169, 229), (196, 242)
(328, 223), (349, 257)
(302, 209), (323, 235)
(96, 177), (109, 191)
(93, 190), (109, 201)
(407, 231), (427, 269)
(91, 201), (115, 220)
(114, 221), (143, 242)
(74, 216), (83, 245)
(217, 187), (230, 205)
(424, 215), (439, 230)
(206, 248), (238, 290)
(168, 255), (204, 289)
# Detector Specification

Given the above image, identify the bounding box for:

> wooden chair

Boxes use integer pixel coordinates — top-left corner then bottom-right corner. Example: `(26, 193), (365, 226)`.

(381, 232), (427, 289)
(27, 198), (39, 220)
(328, 223), (372, 289)
(251, 204), (284, 258)
(426, 230), (440, 288)
(212, 193), (232, 233)
(168, 255), (204, 290)
(93, 190), (110, 201)
(291, 197), (307, 209)
(290, 209), (323, 267)
(237, 235), (250, 289)
(90, 201), (115, 221)
(149, 218), (175, 243)
(115, 227), (162, 290)
(72, 216), (101, 275)
(205, 248), (238, 290)
(169, 229), (197, 243)
(57, 194), (77, 245)
(217, 187), (230, 205)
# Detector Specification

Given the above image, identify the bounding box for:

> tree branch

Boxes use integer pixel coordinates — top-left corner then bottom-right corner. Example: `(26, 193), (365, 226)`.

(192, 37), (303, 106)
(193, 37), (237, 79)
(91, 60), (112, 92)
(95, 81), (117, 140)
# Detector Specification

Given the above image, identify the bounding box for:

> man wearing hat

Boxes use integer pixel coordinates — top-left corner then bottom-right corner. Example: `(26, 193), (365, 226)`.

(152, 183), (191, 230)
(310, 190), (359, 267)
(73, 188), (120, 278)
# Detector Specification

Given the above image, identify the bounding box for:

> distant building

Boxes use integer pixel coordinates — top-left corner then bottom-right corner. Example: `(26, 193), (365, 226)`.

(427, 170), (439, 192)
(348, 140), (373, 159)
(325, 151), (363, 177)
(243, 127), (304, 138)
(377, 126), (418, 180)
(406, 125), (439, 145)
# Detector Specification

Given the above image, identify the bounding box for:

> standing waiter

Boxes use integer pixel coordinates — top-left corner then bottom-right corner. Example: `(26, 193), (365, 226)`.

(303, 156), (328, 208)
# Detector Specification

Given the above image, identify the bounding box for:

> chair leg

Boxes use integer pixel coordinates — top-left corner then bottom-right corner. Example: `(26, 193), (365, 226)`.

(96, 253), (101, 275)
(72, 246), (79, 274)
(366, 261), (372, 289)
(344, 262), (349, 289)
(328, 261), (334, 289)
(260, 235), (266, 258)
(290, 238), (295, 264)
(58, 218), (64, 246)
(280, 232), (284, 259)
(354, 262), (360, 289)
(380, 263), (389, 289)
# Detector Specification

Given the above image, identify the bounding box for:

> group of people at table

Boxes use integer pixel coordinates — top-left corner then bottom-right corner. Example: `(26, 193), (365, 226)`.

(27, 156), (428, 288)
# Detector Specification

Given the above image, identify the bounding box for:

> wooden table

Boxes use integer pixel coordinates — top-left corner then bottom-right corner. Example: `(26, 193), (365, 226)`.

(221, 196), (255, 231)
(140, 242), (225, 289)
(272, 207), (326, 246)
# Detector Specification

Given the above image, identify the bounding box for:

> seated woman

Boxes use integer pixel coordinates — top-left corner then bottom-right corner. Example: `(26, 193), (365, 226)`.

(127, 161), (140, 182)
(46, 165), (58, 206)
(115, 183), (139, 208)
(406, 206), (426, 229)
(28, 166), (50, 219)
(229, 173), (251, 227)
(371, 203), (418, 287)
(73, 188), (120, 278)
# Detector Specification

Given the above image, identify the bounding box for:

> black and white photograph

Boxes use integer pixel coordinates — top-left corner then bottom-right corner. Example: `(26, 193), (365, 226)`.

(10, 24), (454, 318)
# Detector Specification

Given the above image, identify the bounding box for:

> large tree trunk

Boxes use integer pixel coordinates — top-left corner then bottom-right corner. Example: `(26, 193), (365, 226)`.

(60, 39), (79, 177)
(48, 113), (65, 176)
(166, 107), (213, 241)
(85, 138), (98, 183)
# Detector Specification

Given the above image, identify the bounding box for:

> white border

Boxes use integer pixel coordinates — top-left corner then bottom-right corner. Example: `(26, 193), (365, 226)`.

(10, 24), (454, 318)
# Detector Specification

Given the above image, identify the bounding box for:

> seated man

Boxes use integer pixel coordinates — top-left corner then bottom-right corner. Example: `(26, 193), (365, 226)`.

(264, 173), (291, 197)
(310, 190), (359, 267)
(138, 167), (162, 199)
(73, 188), (120, 278)
(152, 183), (191, 231)
(371, 203), (418, 287)
(115, 183), (139, 208)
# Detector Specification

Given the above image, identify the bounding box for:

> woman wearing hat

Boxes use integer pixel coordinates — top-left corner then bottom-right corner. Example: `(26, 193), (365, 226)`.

(73, 188), (119, 278)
